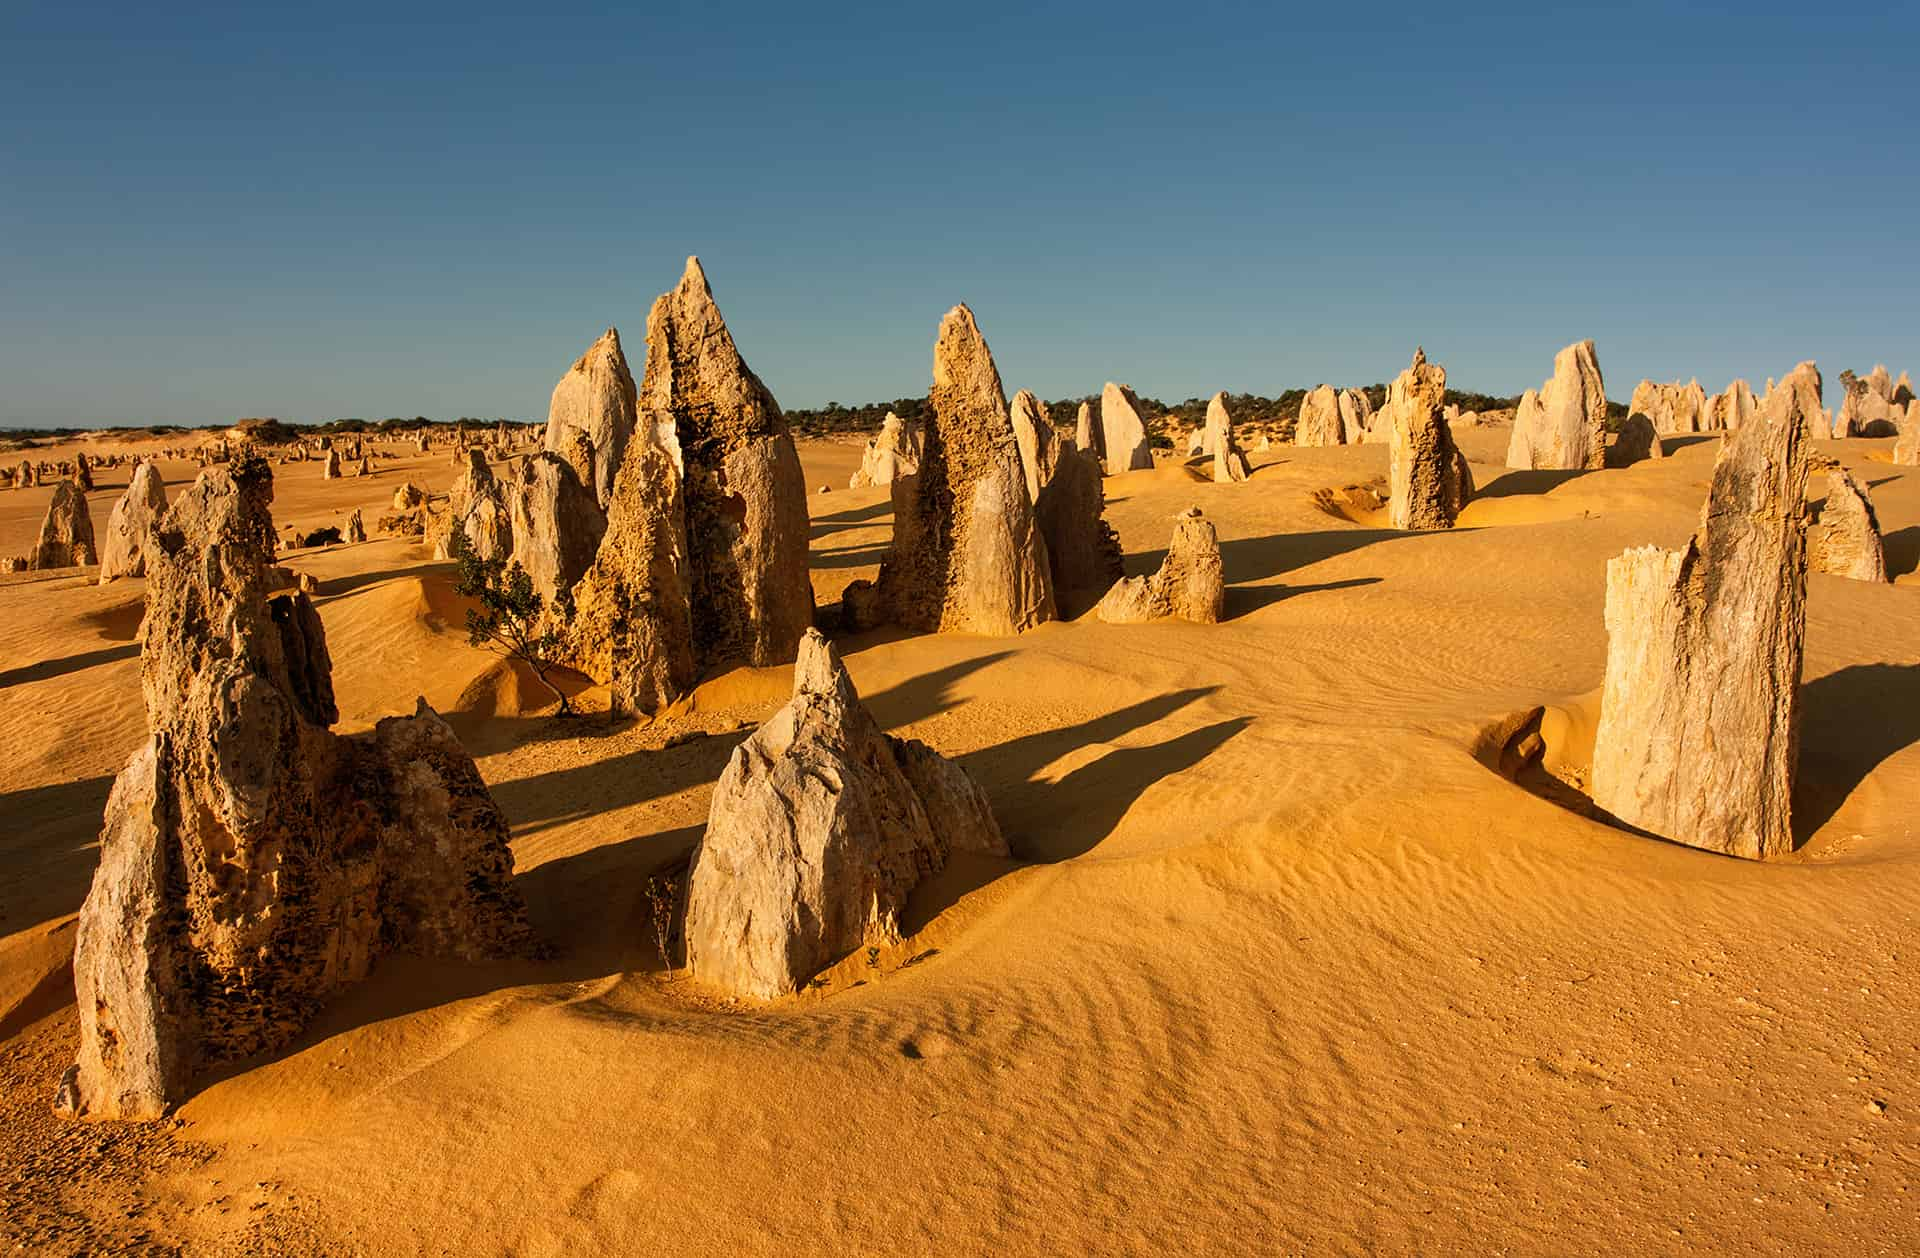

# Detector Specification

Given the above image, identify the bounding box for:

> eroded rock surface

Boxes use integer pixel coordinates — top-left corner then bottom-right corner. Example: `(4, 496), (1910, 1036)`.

(684, 630), (1007, 1000)
(849, 412), (920, 489)
(1382, 349), (1472, 529)
(1010, 389), (1059, 503)
(29, 480), (95, 569)
(1095, 507), (1223, 624)
(1811, 466), (1888, 582)
(61, 459), (532, 1120)
(1206, 392), (1250, 482)
(510, 453), (606, 604)
(1590, 390), (1810, 859)
(868, 305), (1056, 634)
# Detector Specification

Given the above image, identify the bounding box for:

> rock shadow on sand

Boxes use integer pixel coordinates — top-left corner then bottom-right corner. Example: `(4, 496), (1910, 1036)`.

(1794, 663), (1920, 844)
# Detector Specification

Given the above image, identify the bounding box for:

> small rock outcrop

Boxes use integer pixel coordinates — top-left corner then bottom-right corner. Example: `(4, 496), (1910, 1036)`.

(848, 412), (920, 489)
(1075, 402), (1101, 459)
(435, 450), (512, 562)
(545, 327), (637, 507)
(1765, 361), (1827, 439)
(1383, 350), (1472, 529)
(1835, 366), (1904, 438)
(98, 463), (168, 584)
(684, 630), (1007, 1000)
(1095, 507), (1223, 624)
(59, 459), (533, 1120)
(1099, 383), (1155, 474)
(322, 449), (342, 479)
(1706, 379), (1757, 431)
(1339, 389), (1376, 444)
(344, 508), (366, 544)
(29, 480), (96, 569)
(1589, 388), (1811, 860)
(1811, 466), (1888, 583)
(1205, 393), (1250, 482)
(1295, 385), (1344, 447)
(1896, 402), (1920, 465)
(1506, 340), (1607, 470)
(864, 305), (1056, 635)
(1628, 379), (1707, 435)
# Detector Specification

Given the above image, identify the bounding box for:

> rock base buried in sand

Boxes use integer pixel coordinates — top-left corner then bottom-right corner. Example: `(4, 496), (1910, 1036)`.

(60, 457), (533, 1120)
(1096, 507), (1223, 624)
(684, 630), (1007, 1000)
(1590, 386), (1810, 859)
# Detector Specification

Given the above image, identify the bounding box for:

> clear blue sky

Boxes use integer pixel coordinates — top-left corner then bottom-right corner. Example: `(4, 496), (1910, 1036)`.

(3, 1), (1915, 428)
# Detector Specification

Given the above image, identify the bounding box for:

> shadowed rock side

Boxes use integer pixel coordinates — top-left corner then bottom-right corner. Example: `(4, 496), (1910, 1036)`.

(1607, 414), (1666, 467)
(848, 412), (920, 489)
(1096, 507), (1223, 624)
(1590, 391), (1811, 859)
(544, 327), (637, 507)
(1383, 349), (1472, 530)
(60, 459), (533, 1121)
(645, 256), (813, 669)
(1099, 383), (1155, 473)
(30, 479), (96, 570)
(684, 630), (1007, 1000)
(510, 453), (607, 604)
(322, 449), (341, 479)
(1296, 385), (1344, 447)
(99, 462), (168, 583)
(1506, 339), (1607, 471)
(1035, 443), (1124, 600)
(1811, 466), (1888, 583)
(868, 305), (1056, 635)
(1205, 393), (1250, 482)
(566, 427), (694, 717)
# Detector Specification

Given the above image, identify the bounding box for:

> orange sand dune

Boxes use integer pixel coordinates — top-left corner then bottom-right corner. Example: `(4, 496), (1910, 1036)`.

(3, 428), (1918, 1254)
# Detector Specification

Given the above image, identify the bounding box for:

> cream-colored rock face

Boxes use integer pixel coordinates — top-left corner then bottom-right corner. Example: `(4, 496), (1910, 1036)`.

(1010, 389), (1058, 504)
(848, 412), (920, 489)
(1205, 393), (1249, 482)
(1590, 389), (1810, 859)
(1295, 385), (1344, 448)
(684, 630), (1007, 1000)
(1096, 507), (1223, 625)
(544, 326), (637, 507)
(1099, 382), (1154, 474)
(1506, 339), (1606, 471)
(1629, 379), (1708, 436)
(98, 461), (169, 583)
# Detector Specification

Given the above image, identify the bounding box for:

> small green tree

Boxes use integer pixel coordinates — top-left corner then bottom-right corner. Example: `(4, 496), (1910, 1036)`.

(449, 530), (578, 717)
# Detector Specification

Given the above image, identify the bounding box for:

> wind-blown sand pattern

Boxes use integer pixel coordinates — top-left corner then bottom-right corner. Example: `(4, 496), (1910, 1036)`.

(4, 412), (1920, 1254)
